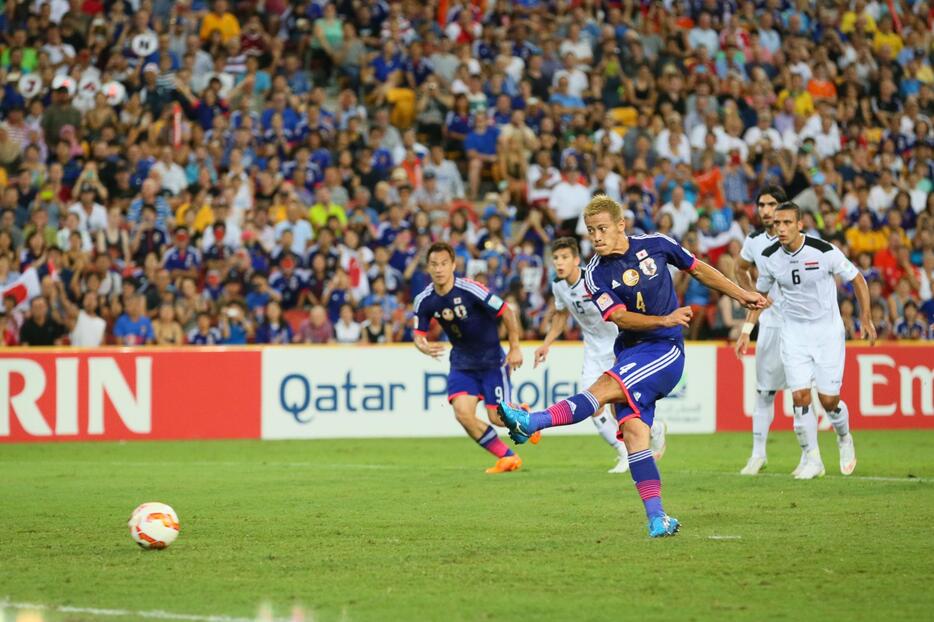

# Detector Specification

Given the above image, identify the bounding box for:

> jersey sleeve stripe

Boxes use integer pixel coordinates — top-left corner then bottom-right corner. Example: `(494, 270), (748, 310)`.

(584, 255), (600, 292)
(682, 256), (698, 272)
(413, 286), (433, 312)
(455, 278), (490, 300)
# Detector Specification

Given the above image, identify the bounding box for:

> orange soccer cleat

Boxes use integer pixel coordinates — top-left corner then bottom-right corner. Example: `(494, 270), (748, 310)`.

(485, 454), (523, 474)
(529, 431), (542, 445)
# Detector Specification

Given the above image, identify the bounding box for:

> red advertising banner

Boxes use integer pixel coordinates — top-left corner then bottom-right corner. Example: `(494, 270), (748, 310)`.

(0, 348), (262, 442)
(717, 345), (934, 431)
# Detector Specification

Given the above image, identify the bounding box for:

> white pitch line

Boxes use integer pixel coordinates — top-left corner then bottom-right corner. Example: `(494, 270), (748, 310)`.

(0, 600), (282, 622)
(707, 535), (743, 540)
(679, 469), (928, 484)
(7, 460), (928, 483)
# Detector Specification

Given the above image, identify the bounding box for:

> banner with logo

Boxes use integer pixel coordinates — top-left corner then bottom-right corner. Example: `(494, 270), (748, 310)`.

(1, 344), (930, 443)
(0, 349), (261, 442)
(260, 343), (717, 439)
(715, 345), (934, 431)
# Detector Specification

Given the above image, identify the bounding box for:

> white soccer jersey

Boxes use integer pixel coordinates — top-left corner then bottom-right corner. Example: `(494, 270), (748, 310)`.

(756, 235), (859, 325)
(553, 271), (618, 360)
(740, 229), (784, 328)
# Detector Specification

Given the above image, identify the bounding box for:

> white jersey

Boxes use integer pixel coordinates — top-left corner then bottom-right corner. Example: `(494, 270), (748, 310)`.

(756, 235), (859, 325)
(740, 229), (783, 328)
(552, 271), (618, 360)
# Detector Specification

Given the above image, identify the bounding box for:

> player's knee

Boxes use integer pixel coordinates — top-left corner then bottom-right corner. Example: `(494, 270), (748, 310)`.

(621, 418), (650, 452)
(756, 390), (776, 406)
(792, 389), (811, 406)
(453, 407), (475, 426)
(818, 394), (840, 412)
(487, 409), (504, 427)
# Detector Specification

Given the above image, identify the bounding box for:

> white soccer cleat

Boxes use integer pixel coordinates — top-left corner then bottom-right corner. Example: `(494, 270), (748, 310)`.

(838, 434), (857, 475)
(650, 419), (668, 461)
(740, 455), (767, 475)
(791, 451), (808, 477)
(608, 456), (630, 474)
(794, 452), (825, 480)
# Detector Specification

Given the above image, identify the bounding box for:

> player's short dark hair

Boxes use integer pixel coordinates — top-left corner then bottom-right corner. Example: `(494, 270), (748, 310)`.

(775, 201), (802, 219)
(426, 241), (455, 262)
(756, 185), (787, 205)
(551, 237), (579, 257)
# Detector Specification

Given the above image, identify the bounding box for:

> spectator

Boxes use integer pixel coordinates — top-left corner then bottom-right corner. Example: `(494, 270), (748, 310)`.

(297, 304), (333, 344)
(255, 300), (293, 344)
(188, 312), (223, 345)
(19, 295), (66, 346)
(113, 294), (154, 346)
(334, 302), (361, 344)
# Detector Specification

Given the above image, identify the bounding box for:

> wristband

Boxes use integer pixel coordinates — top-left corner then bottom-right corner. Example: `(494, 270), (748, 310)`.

(741, 322), (754, 336)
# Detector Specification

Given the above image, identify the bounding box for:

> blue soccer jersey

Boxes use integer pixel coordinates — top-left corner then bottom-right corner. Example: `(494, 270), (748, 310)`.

(584, 233), (697, 348)
(413, 278), (507, 370)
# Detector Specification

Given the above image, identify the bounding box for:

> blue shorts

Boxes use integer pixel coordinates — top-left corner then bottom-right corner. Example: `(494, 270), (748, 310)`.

(447, 365), (513, 411)
(604, 341), (684, 431)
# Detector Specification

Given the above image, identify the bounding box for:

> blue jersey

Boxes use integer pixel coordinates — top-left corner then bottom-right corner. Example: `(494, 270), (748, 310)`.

(584, 233), (697, 349)
(413, 278), (506, 371)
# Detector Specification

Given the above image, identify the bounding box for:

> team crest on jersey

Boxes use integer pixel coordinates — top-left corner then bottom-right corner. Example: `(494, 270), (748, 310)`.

(596, 293), (613, 311)
(441, 308), (455, 321)
(639, 257), (657, 277)
(623, 269), (640, 286)
(636, 249), (648, 260)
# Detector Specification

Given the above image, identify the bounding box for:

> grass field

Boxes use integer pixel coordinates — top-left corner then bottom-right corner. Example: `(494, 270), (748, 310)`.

(2, 431), (933, 622)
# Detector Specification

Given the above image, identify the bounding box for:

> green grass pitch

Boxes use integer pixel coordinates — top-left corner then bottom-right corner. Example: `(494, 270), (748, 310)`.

(2, 431), (933, 622)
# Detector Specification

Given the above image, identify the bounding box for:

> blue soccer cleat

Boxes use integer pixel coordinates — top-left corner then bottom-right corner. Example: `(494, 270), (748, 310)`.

(648, 514), (681, 538)
(497, 402), (532, 444)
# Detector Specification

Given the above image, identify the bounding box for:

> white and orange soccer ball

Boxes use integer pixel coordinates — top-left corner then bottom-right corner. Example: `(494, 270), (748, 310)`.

(128, 502), (180, 550)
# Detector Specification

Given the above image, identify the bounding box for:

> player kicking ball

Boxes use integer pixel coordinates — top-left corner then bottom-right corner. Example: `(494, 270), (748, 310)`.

(733, 185), (790, 475)
(534, 237), (667, 473)
(499, 196), (767, 537)
(413, 242), (525, 474)
(744, 202), (875, 480)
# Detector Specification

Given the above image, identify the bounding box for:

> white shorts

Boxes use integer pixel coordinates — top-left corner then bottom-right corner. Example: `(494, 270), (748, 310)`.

(780, 320), (846, 396)
(581, 353), (616, 417)
(581, 353), (616, 389)
(755, 325), (786, 392)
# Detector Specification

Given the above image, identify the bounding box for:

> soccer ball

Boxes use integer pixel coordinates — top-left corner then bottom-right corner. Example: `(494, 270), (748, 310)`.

(128, 502), (180, 550)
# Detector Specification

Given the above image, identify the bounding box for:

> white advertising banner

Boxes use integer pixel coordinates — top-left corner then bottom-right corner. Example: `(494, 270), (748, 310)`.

(261, 343), (717, 440)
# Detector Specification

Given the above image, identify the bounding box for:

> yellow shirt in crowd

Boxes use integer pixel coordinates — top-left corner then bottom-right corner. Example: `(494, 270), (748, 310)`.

(200, 12), (241, 43)
(846, 226), (889, 256)
(873, 31), (903, 56)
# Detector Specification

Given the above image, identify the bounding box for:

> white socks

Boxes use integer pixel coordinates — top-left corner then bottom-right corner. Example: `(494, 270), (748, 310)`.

(827, 400), (851, 439)
(793, 404), (820, 456)
(752, 391), (776, 459)
(593, 411), (628, 458)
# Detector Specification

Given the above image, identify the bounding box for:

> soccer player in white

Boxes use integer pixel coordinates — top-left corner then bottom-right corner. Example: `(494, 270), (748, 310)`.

(734, 186), (788, 475)
(746, 202), (876, 479)
(534, 237), (667, 473)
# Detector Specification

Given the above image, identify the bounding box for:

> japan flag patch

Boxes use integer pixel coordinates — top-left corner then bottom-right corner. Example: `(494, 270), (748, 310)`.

(596, 293), (613, 311)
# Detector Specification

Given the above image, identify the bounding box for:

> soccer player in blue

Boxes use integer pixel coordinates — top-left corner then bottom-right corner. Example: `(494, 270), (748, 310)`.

(499, 196), (768, 536)
(413, 242), (525, 474)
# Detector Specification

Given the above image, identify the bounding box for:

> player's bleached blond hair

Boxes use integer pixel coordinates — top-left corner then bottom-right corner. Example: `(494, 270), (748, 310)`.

(583, 195), (623, 222)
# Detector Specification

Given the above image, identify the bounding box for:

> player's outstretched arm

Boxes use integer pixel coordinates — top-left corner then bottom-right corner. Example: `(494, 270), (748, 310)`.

(851, 272), (877, 345)
(414, 332), (446, 360)
(689, 259), (769, 310)
(734, 257), (756, 291)
(535, 306), (569, 368)
(501, 302), (524, 371)
(606, 306), (693, 331)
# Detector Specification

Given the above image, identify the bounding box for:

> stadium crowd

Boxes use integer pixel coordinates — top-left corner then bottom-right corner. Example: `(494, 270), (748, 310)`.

(0, 0), (931, 347)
